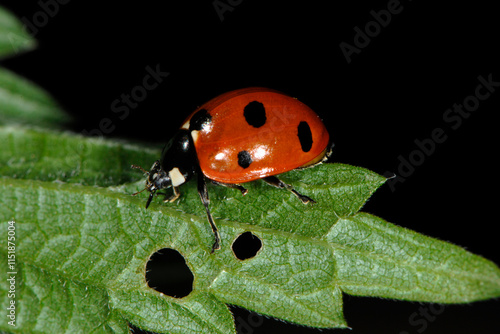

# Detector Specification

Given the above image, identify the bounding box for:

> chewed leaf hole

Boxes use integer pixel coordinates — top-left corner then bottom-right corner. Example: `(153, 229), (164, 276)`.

(232, 232), (262, 260)
(129, 323), (155, 334)
(145, 248), (193, 298)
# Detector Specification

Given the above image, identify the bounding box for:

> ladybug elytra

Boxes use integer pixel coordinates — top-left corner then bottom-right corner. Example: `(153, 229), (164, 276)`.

(133, 87), (332, 252)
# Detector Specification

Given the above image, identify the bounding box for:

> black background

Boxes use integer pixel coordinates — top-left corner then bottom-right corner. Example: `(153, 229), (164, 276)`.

(2, 1), (499, 333)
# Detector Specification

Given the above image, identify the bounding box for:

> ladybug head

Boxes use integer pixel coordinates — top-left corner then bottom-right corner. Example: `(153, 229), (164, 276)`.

(132, 160), (171, 208)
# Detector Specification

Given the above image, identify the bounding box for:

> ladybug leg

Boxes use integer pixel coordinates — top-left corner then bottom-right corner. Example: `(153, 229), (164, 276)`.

(164, 186), (181, 203)
(211, 180), (248, 196)
(197, 173), (221, 253)
(262, 176), (316, 204)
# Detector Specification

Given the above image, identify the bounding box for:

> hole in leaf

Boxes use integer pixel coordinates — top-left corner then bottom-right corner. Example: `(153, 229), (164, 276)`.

(145, 248), (193, 298)
(129, 323), (155, 334)
(232, 232), (262, 260)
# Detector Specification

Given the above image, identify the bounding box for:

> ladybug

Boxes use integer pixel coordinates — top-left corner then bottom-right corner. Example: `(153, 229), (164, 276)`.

(132, 87), (332, 252)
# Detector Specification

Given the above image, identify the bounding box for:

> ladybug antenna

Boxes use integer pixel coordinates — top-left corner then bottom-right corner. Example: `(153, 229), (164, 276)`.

(132, 187), (147, 196)
(131, 164), (149, 174)
(131, 164), (155, 208)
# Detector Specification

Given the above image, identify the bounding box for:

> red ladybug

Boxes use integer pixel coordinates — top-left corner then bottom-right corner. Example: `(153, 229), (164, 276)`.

(133, 87), (332, 252)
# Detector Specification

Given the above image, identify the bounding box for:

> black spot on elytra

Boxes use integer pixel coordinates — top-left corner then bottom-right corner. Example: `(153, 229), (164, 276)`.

(189, 109), (211, 131)
(237, 150), (252, 168)
(297, 121), (313, 152)
(243, 101), (266, 128)
(145, 248), (193, 298)
(232, 232), (262, 260)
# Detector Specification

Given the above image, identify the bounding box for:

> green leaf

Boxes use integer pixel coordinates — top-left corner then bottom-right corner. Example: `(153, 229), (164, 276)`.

(0, 59), (498, 331)
(0, 68), (72, 128)
(328, 213), (500, 302)
(1, 126), (499, 333)
(0, 7), (69, 129)
(0, 178), (237, 333)
(0, 256), (128, 333)
(0, 7), (36, 58)
(0, 125), (158, 186)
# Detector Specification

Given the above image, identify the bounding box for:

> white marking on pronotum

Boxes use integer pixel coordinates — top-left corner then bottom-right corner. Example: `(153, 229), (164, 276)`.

(169, 167), (186, 187)
(181, 121), (190, 130)
(191, 130), (200, 144)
